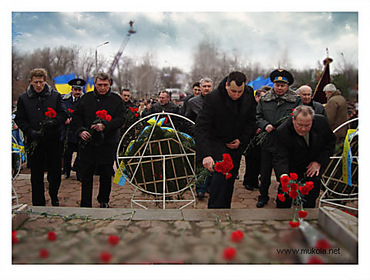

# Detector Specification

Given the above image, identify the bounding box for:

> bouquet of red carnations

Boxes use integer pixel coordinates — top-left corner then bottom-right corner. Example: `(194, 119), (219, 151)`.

(80, 110), (112, 148)
(28, 107), (57, 155)
(277, 173), (315, 228)
(195, 153), (234, 185)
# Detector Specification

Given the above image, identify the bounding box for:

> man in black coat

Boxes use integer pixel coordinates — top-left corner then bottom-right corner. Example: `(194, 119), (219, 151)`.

(273, 105), (336, 208)
(15, 68), (67, 206)
(71, 72), (126, 208)
(149, 90), (180, 115)
(195, 71), (256, 208)
(297, 85), (327, 116)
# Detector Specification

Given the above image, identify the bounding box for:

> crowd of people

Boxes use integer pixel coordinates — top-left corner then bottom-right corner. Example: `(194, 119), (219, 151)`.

(13, 67), (357, 209)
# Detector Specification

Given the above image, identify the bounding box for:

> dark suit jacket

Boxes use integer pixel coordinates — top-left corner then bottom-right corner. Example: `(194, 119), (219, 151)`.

(195, 77), (256, 163)
(273, 114), (336, 178)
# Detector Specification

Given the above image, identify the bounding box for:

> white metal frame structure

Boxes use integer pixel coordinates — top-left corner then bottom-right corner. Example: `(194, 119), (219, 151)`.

(116, 112), (196, 210)
(319, 118), (359, 212)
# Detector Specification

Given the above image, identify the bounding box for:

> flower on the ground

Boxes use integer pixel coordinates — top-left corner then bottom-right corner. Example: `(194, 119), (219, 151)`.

(108, 235), (120, 246)
(315, 239), (331, 250)
(47, 231), (57, 241)
(279, 173), (314, 228)
(307, 256), (324, 264)
(39, 249), (49, 258)
(230, 230), (244, 243)
(289, 220), (300, 228)
(222, 247), (236, 260)
(12, 231), (18, 244)
(100, 252), (112, 263)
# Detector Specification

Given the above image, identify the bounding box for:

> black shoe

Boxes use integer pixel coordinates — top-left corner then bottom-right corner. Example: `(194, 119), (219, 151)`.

(100, 203), (109, 208)
(243, 184), (254, 191)
(256, 201), (266, 208)
(51, 198), (59, 206)
(197, 192), (205, 199)
(76, 173), (82, 181)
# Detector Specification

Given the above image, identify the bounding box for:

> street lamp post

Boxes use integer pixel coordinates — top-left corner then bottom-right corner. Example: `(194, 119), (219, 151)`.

(95, 41), (109, 75)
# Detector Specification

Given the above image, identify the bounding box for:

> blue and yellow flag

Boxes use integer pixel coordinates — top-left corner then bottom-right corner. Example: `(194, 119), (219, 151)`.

(113, 163), (127, 186)
(84, 76), (94, 93)
(342, 129), (357, 186)
(248, 76), (273, 90)
(53, 73), (76, 94)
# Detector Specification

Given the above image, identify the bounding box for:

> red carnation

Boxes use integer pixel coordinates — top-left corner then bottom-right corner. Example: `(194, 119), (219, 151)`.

(299, 185), (310, 195)
(47, 231), (57, 241)
(305, 181), (314, 191)
(222, 153), (232, 163)
(96, 110), (108, 120)
(45, 107), (57, 118)
(214, 162), (223, 172)
(134, 113), (139, 117)
(225, 173), (232, 179)
(277, 193), (286, 202)
(289, 220), (300, 228)
(67, 108), (74, 113)
(307, 256), (324, 264)
(298, 210), (308, 218)
(289, 173), (298, 180)
(100, 252), (112, 263)
(230, 230), (244, 243)
(290, 183), (299, 191)
(281, 184), (290, 193)
(39, 249), (49, 258)
(108, 235), (120, 246)
(222, 247), (236, 260)
(315, 239), (331, 250)
(12, 231), (18, 244)
(280, 175), (290, 188)
(105, 115), (112, 122)
(289, 190), (298, 199)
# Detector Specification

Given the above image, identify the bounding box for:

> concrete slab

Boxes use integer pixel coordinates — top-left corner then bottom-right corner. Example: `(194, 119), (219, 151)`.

(318, 206), (358, 258)
(12, 204), (29, 230)
(131, 209), (183, 221)
(182, 208), (318, 221)
(29, 206), (134, 220)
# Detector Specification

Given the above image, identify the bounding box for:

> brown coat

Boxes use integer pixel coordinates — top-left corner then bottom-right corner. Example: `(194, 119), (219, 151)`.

(325, 92), (348, 140)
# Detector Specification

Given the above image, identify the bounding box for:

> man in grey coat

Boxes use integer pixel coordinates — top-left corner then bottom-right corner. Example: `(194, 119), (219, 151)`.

(256, 69), (300, 208)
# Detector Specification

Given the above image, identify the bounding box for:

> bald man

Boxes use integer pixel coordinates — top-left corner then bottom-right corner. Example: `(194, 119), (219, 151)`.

(297, 85), (327, 116)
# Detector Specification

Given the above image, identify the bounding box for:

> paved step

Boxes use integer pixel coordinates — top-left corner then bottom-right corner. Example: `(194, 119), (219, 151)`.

(21, 205), (318, 221)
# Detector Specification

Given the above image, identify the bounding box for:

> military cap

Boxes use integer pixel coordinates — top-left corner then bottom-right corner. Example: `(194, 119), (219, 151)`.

(68, 78), (86, 89)
(270, 69), (294, 85)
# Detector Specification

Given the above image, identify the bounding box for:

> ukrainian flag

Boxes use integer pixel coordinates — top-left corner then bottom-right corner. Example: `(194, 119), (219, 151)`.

(84, 76), (94, 93)
(53, 73), (76, 94)
(248, 76), (273, 90)
(342, 129), (357, 186)
(113, 162), (127, 186)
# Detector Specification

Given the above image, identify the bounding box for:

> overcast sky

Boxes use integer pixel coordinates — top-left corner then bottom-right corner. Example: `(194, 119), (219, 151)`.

(12, 10), (359, 73)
